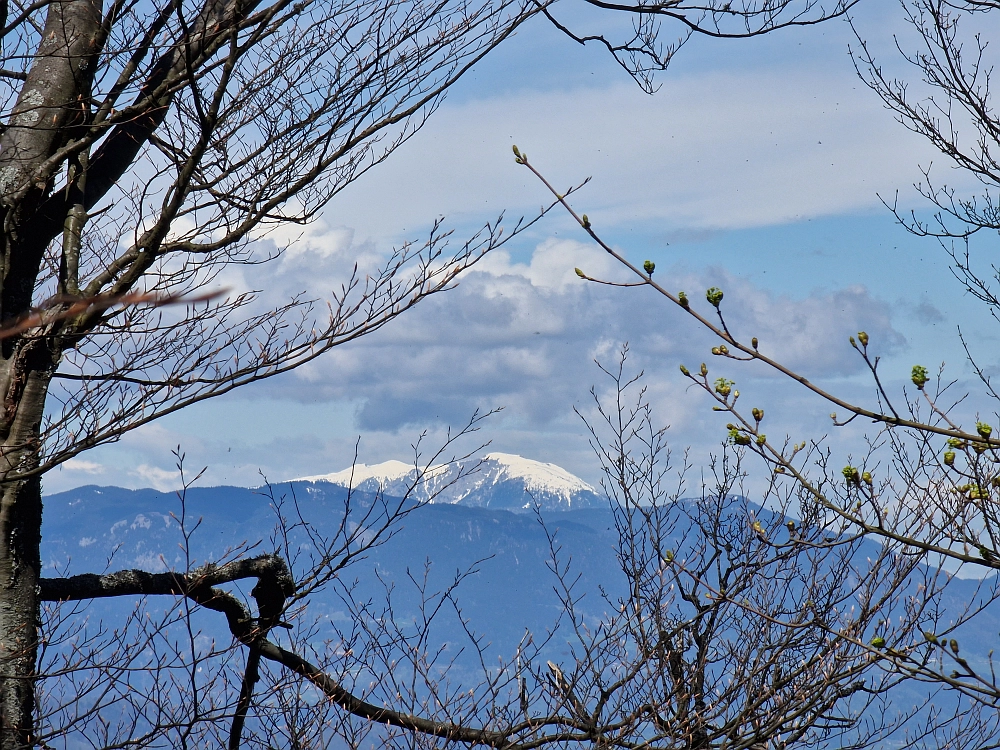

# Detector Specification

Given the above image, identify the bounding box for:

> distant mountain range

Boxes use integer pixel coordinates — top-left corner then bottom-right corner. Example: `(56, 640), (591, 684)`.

(295, 452), (605, 511)
(37, 454), (996, 742)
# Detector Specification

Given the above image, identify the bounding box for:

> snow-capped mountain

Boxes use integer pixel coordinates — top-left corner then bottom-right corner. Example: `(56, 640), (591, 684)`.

(296, 452), (604, 511)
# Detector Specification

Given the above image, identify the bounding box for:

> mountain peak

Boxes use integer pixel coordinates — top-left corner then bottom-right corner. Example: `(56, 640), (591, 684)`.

(482, 453), (597, 496)
(294, 454), (602, 512)
(298, 459), (423, 488)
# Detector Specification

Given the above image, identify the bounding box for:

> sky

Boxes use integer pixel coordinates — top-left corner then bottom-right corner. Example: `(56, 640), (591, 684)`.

(47, 0), (1000, 494)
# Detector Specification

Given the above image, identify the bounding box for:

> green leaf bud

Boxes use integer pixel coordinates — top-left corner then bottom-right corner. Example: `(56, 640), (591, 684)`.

(751, 337), (758, 349)
(786, 520), (795, 532)
(700, 363), (708, 376)
(923, 631), (938, 644)
(752, 407), (764, 422)
(951, 639), (960, 655)
(664, 550), (674, 563)
(512, 144), (523, 162)
(870, 636), (886, 648)
(858, 331), (869, 347)
(679, 364), (690, 376)
(849, 336), (856, 348)
(842, 465), (860, 485)
(581, 214), (591, 229)
(911, 365), (929, 389)
(756, 434), (767, 445)
(706, 287), (724, 307)
(715, 377), (734, 398)
(978, 422), (993, 439)
(944, 450), (956, 466)
(947, 438), (964, 448)
(574, 267), (585, 279)
(774, 466), (786, 474)
(643, 260), (655, 275)
(678, 291), (689, 307)
(729, 429), (751, 446)
(862, 471), (873, 485)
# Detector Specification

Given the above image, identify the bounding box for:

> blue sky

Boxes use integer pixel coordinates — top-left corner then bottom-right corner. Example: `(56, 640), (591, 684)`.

(48, 0), (1000, 493)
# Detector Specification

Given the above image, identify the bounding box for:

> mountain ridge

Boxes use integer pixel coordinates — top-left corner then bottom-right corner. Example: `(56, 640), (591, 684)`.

(294, 452), (604, 511)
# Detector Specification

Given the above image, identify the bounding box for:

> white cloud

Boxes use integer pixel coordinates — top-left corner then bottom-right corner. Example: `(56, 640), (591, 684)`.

(131, 464), (180, 491)
(62, 459), (105, 475)
(260, 237), (904, 437)
(326, 68), (955, 244)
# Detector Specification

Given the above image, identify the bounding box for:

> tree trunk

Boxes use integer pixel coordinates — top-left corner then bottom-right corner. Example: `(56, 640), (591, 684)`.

(0, 0), (100, 739)
(0, 368), (51, 749)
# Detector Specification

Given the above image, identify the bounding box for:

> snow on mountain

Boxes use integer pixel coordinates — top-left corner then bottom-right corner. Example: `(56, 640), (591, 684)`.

(297, 459), (426, 488)
(294, 453), (604, 512)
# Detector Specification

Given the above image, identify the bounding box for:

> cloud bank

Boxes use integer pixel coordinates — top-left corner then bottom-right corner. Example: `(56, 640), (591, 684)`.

(327, 68), (955, 245)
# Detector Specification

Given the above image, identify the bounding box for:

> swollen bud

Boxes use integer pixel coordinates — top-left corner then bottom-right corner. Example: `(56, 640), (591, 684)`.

(643, 260), (655, 276)
(858, 331), (869, 347)
(978, 422), (993, 439)
(678, 291), (689, 308)
(679, 364), (690, 376)
(751, 337), (758, 350)
(512, 144), (523, 162)
(574, 268), (585, 279)
(581, 214), (591, 229)
(729, 428), (751, 446)
(944, 450), (956, 467)
(752, 407), (764, 422)
(706, 287), (724, 307)
(862, 471), (873, 486)
(911, 365), (929, 390)
(842, 465), (861, 485)
(715, 378), (734, 398)
(950, 639), (960, 655)
(700, 363), (708, 376)
(870, 636), (886, 648)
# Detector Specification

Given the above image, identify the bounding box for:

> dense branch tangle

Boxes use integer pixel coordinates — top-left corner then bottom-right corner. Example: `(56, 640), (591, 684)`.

(0, 0), (899, 738)
(516, 147), (1000, 729)
(0, 0), (549, 739)
(31, 408), (943, 750)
